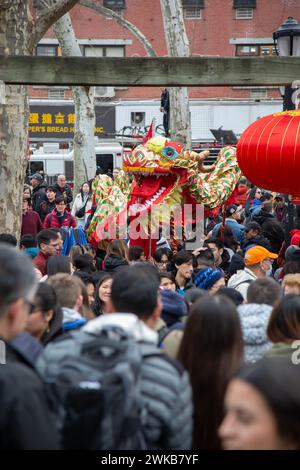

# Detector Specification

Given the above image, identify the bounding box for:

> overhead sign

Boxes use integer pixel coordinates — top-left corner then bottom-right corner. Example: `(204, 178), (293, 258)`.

(29, 104), (115, 140)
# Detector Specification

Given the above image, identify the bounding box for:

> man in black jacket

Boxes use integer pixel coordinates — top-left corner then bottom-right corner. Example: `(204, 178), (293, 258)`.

(31, 173), (48, 216)
(53, 174), (73, 207)
(0, 244), (59, 449)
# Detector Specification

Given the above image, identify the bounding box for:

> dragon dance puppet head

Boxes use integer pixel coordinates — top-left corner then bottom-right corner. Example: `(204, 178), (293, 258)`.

(87, 136), (241, 254)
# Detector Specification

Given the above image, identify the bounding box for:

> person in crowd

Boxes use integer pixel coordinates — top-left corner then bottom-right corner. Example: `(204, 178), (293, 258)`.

(43, 196), (76, 230)
(215, 226), (239, 256)
(112, 167), (120, 180)
(33, 230), (61, 278)
(23, 184), (32, 201)
(218, 287), (244, 306)
(91, 274), (113, 317)
(155, 289), (188, 359)
(0, 244), (59, 449)
(152, 247), (173, 272)
(73, 271), (95, 307)
(41, 255), (72, 282)
(160, 87), (170, 137)
(282, 273), (300, 295)
(194, 267), (225, 294)
(104, 240), (129, 273)
(20, 234), (39, 259)
(82, 263), (193, 449)
(290, 219), (300, 247)
(53, 174), (73, 207)
(274, 194), (287, 230)
(0, 233), (17, 246)
(30, 173), (47, 216)
(178, 295), (243, 449)
(159, 271), (176, 291)
(69, 244), (89, 266)
(238, 278), (282, 364)
(47, 273), (87, 332)
(26, 283), (63, 346)
(184, 288), (208, 309)
(245, 186), (263, 219)
(212, 204), (244, 244)
(39, 186), (57, 222)
(235, 177), (251, 207)
(252, 200), (275, 226)
(282, 248), (300, 276)
(242, 221), (272, 252)
(219, 358), (300, 450)
(71, 181), (92, 229)
(228, 245), (278, 300)
(129, 246), (146, 263)
(274, 245), (299, 281)
(72, 253), (96, 274)
(192, 247), (215, 274)
(203, 237), (230, 274)
(261, 218), (285, 256)
(21, 198), (43, 237)
(173, 250), (195, 295)
(265, 294), (300, 358)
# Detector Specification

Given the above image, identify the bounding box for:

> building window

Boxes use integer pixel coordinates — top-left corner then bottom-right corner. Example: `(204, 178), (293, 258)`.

(36, 45), (57, 56)
(183, 7), (202, 19)
(260, 45), (277, 56)
(234, 0), (256, 7)
(183, 0), (203, 18)
(48, 88), (65, 100)
(84, 45), (125, 57)
(235, 8), (253, 19)
(103, 0), (125, 9)
(236, 45), (276, 57)
(236, 45), (259, 56)
(250, 89), (267, 100)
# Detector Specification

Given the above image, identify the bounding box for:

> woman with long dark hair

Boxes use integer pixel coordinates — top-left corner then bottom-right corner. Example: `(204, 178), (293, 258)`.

(219, 358), (300, 449)
(178, 295), (243, 449)
(26, 283), (63, 346)
(91, 273), (113, 316)
(104, 240), (129, 273)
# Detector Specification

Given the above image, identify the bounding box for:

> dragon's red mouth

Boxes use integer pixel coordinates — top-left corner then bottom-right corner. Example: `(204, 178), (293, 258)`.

(128, 174), (177, 215)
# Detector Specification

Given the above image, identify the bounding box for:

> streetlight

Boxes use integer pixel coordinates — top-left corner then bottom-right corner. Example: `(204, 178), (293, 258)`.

(273, 17), (300, 242)
(273, 16), (300, 110)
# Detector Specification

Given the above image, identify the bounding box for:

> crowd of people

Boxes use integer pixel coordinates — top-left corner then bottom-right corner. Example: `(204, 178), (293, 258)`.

(1, 171), (300, 450)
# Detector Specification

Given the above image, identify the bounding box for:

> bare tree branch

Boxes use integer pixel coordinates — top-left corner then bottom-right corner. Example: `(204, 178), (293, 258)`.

(29, 0), (79, 50)
(80, 0), (157, 57)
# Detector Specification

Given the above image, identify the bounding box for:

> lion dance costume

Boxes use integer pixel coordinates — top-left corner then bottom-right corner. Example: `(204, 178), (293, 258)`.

(87, 136), (241, 256)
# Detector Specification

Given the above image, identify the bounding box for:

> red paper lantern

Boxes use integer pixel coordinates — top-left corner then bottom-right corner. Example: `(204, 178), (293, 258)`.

(237, 110), (300, 195)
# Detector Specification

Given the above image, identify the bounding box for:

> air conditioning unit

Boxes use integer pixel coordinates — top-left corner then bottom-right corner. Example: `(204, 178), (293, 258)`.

(93, 86), (115, 98)
(131, 112), (145, 126)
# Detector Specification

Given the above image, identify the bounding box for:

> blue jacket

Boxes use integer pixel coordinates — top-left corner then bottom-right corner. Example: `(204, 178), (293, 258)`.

(212, 219), (245, 244)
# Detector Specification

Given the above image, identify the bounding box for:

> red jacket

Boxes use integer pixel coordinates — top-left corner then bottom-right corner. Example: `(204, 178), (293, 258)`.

(43, 209), (76, 229)
(21, 210), (43, 237)
(33, 251), (49, 276)
(290, 229), (300, 247)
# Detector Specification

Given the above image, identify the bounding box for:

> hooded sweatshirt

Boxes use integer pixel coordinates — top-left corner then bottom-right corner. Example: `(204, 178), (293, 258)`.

(104, 255), (129, 273)
(237, 303), (273, 363)
(227, 267), (257, 300)
(62, 307), (87, 332)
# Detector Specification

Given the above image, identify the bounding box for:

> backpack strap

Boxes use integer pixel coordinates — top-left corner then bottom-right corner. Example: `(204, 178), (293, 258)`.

(157, 325), (170, 347)
(233, 278), (253, 289)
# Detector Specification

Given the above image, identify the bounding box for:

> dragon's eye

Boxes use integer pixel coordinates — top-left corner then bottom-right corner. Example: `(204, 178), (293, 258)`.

(162, 146), (179, 160)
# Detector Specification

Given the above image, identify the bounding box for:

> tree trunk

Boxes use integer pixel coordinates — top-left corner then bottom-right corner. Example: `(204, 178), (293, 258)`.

(53, 12), (96, 195)
(0, 0), (79, 237)
(160, 0), (191, 147)
(0, 1), (30, 237)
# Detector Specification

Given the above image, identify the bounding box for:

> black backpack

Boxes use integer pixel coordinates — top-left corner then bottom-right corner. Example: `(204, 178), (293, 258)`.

(37, 326), (159, 450)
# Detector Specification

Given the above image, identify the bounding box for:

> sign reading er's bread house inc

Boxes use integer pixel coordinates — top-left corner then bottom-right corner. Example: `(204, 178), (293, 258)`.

(29, 104), (115, 140)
